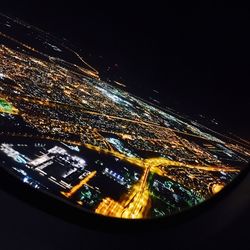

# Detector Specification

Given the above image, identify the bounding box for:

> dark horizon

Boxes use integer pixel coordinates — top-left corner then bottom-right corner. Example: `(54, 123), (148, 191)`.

(1, 4), (249, 140)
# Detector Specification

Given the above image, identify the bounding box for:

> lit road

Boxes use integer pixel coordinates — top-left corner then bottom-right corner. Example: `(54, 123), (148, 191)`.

(61, 171), (96, 198)
(0, 14), (249, 220)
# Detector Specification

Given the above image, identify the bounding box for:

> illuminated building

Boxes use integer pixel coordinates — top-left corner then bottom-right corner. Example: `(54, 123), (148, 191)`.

(0, 13), (249, 219)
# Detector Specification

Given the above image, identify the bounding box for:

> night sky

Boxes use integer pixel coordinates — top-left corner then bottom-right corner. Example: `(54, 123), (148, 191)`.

(2, 3), (249, 139)
(0, 2), (250, 250)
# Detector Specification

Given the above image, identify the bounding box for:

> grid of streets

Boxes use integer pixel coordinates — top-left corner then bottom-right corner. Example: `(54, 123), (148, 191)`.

(0, 13), (249, 219)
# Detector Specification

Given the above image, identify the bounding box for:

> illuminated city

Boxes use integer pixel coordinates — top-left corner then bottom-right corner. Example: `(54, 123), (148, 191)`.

(0, 13), (249, 219)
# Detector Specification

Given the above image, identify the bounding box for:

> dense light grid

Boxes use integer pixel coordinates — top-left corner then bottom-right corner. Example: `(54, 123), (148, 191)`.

(0, 13), (249, 219)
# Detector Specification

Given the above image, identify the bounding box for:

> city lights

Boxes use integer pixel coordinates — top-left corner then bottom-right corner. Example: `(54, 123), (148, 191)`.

(0, 13), (249, 219)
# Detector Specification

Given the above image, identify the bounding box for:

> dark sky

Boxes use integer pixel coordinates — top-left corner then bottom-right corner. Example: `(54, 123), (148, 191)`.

(0, 3), (250, 250)
(1, 2), (249, 139)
